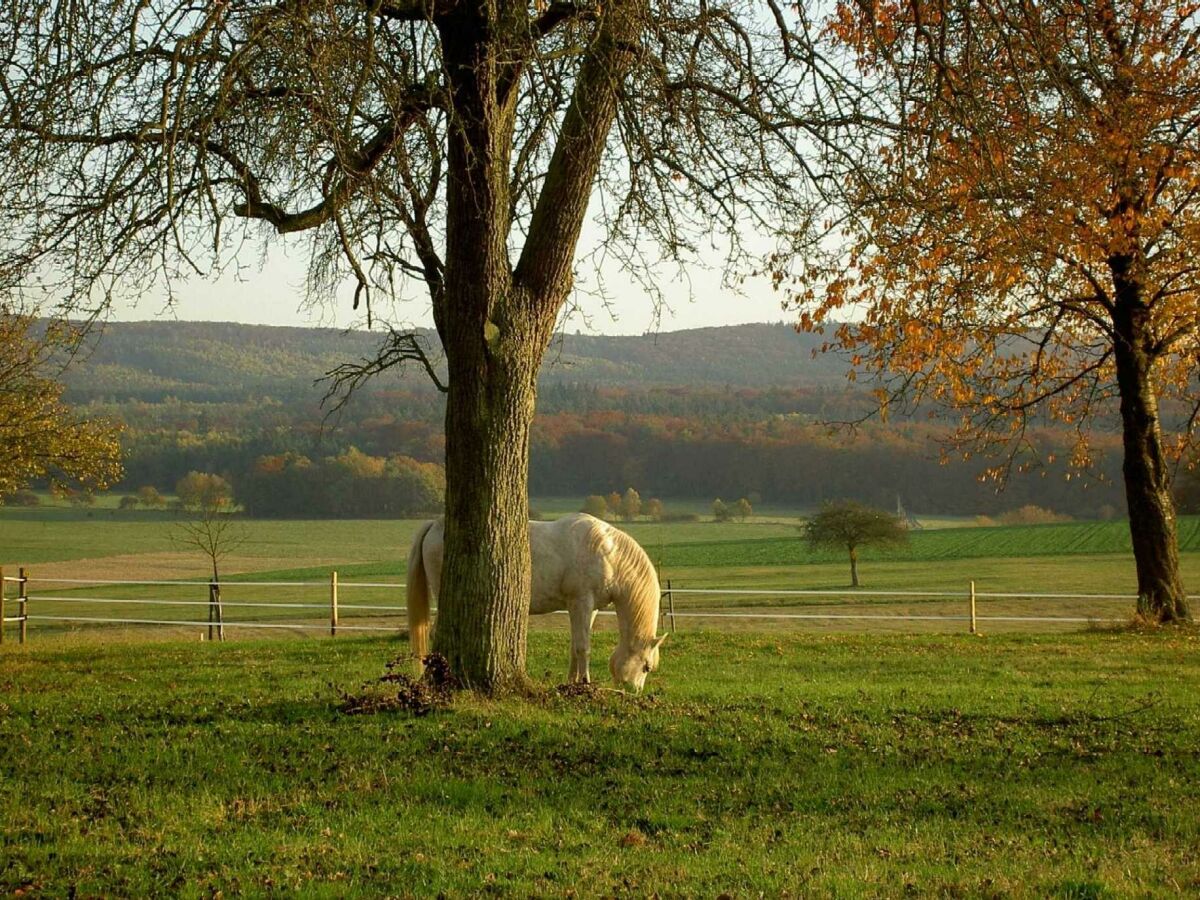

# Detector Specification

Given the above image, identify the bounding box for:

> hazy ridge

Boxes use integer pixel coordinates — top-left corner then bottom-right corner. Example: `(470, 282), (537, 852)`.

(62, 321), (849, 402)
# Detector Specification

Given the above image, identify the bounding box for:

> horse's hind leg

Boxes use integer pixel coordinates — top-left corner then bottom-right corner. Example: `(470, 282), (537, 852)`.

(567, 597), (596, 684)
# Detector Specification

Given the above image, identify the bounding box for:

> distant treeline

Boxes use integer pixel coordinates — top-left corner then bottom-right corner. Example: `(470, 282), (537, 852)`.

(109, 406), (1129, 517)
(527, 413), (1127, 517)
(236, 448), (444, 518)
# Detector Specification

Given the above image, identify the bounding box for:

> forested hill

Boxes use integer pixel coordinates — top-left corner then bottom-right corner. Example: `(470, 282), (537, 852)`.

(54, 319), (1134, 518)
(61, 320), (848, 402)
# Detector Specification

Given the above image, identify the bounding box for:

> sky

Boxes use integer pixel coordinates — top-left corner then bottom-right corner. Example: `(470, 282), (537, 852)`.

(109, 234), (794, 337)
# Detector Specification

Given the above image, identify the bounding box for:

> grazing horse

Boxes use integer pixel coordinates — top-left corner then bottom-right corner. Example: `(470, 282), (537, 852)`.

(406, 513), (666, 690)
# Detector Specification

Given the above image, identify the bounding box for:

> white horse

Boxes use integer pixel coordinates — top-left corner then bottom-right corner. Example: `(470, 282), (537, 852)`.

(406, 512), (666, 690)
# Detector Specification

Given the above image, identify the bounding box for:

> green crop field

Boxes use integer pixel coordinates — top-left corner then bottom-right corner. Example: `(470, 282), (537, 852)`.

(627, 516), (1200, 569)
(2, 629), (1198, 896)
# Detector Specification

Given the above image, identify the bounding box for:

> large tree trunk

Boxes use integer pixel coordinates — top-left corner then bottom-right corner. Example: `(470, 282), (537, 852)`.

(1110, 265), (1190, 623)
(428, 1), (641, 689)
(430, 9), (555, 689)
(436, 318), (547, 689)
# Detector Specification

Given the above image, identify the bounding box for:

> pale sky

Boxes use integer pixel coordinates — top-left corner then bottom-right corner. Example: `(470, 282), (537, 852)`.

(109, 231), (793, 337)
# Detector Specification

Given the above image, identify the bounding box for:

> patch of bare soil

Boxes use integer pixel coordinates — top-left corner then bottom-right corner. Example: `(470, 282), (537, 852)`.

(27, 553), (302, 583)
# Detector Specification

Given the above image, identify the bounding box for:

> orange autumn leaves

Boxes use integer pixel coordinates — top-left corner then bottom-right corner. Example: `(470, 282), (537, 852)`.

(807, 0), (1200, 471)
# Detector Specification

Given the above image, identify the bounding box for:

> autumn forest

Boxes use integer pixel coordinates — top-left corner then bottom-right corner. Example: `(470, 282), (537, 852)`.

(52, 320), (1156, 520)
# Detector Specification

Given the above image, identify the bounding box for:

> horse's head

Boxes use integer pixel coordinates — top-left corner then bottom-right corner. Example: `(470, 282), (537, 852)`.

(609, 633), (667, 692)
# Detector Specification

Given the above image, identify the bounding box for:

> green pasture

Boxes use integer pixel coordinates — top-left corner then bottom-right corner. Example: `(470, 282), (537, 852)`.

(3, 509), (1198, 635)
(4, 504), (1198, 570)
(2, 629), (1198, 896)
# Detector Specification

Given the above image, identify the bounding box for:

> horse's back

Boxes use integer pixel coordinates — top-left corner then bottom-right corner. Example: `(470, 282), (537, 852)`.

(528, 513), (620, 612)
(420, 513), (641, 614)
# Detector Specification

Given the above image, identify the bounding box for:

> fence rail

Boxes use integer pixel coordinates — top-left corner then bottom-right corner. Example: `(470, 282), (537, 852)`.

(0, 566), (1173, 646)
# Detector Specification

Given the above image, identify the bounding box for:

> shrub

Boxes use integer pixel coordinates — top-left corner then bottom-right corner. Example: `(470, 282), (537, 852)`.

(997, 505), (1072, 525)
(118, 495), (140, 510)
(619, 487), (642, 521)
(2, 489), (40, 507)
(175, 472), (234, 513)
(582, 495), (608, 518)
(136, 485), (166, 508)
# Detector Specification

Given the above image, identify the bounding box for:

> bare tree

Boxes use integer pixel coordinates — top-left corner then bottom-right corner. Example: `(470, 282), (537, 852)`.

(172, 472), (245, 640)
(0, 0), (832, 687)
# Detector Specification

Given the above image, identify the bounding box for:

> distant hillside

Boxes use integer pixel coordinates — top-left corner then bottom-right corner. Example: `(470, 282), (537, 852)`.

(61, 321), (850, 403)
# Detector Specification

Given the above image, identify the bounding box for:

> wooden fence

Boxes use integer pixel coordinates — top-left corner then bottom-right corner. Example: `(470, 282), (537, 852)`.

(0, 567), (1159, 646)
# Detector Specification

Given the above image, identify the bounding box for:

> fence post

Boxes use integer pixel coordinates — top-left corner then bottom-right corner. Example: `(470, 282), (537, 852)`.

(667, 578), (676, 634)
(18, 567), (28, 645)
(216, 582), (224, 642)
(330, 570), (339, 637)
(209, 580), (225, 642)
(969, 580), (977, 634)
(1, 565), (6, 646)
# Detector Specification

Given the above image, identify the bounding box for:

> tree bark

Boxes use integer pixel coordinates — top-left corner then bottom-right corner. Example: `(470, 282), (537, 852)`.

(430, 7), (568, 689)
(428, 0), (642, 689)
(436, 320), (548, 688)
(1110, 261), (1190, 623)
(849, 545), (860, 588)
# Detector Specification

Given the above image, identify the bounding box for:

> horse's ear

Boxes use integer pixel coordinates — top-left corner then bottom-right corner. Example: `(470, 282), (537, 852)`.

(654, 633), (668, 649)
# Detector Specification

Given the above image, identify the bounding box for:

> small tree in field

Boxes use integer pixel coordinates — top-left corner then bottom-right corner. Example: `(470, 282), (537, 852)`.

(173, 472), (244, 641)
(735, 498), (753, 521)
(712, 499), (732, 522)
(137, 486), (166, 509)
(582, 495), (609, 519)
(645, 498), (665, 522)
(802, 501), (908, 588)
(620, 488), (642, 522)
(606, 493), (624, 519)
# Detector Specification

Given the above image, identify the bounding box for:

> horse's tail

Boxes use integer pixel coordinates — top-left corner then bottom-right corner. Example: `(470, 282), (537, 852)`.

(406, 520), (435, 660)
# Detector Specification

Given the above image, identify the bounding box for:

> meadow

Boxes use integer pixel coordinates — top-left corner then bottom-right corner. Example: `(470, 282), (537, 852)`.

(2, 629), (1198, 896)
(3, 504), (1199, 638)
(3, 505), (1200, 894)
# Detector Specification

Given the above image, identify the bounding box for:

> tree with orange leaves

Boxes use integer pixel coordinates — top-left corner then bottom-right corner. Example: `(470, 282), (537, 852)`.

(805, 0), (1200, 622)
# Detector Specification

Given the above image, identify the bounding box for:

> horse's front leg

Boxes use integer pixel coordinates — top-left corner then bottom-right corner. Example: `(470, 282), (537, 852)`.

(567, 599), (596, 684)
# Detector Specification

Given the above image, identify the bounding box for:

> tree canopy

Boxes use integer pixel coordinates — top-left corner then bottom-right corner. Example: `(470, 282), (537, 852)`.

(801, 0), (1200, 621)
(802, 500), (908, 587)
(0, 314), (122, 500)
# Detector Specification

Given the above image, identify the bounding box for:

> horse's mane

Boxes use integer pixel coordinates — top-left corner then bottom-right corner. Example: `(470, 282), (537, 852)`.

(588, 522), (661, 641)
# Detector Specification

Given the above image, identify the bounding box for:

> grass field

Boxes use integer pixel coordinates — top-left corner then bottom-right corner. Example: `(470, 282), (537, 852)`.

(3, 507), (1199, 637)
(2, 629), (1198, 896)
